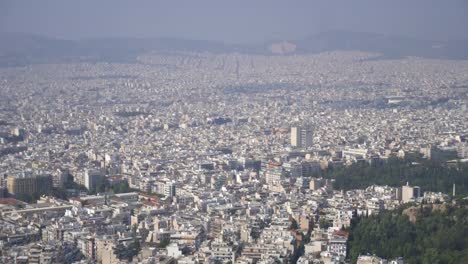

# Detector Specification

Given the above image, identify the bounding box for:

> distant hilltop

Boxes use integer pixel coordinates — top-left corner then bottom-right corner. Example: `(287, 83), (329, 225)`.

(269, 41), (297, 55)
(1, 30), (468, 67)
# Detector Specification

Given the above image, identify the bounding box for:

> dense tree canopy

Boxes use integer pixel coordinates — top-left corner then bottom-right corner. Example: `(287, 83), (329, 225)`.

(347, 204), (468, 263)
(322, 154), (468, 197)
(110, 180), (135, 194)
(113, 239), (141, 262)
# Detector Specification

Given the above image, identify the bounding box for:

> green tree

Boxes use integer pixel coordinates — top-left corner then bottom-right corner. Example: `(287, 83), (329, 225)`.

(113, 239), (142, 262)
(319, 218), (331, 230)
(347, 204), (467, 263)
(321, 154), (468, 197)
(290, 219), (299, 230)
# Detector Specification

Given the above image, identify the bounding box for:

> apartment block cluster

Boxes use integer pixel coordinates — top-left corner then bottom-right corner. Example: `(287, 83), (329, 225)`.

(0, 145), (450, 264)
(0, 51), (466, 263)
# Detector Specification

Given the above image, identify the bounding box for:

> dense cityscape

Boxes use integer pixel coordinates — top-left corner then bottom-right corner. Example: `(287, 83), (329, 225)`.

(0, 49), (467, 264)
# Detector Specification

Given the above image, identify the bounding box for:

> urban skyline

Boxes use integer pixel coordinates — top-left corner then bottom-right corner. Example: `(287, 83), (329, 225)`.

(0, 2), (467, 264)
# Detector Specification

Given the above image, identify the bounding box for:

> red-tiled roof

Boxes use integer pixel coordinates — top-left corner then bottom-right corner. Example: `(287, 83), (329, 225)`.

(139, 193), (160, 201)
(332, 230), (349, 238)
(0, 198), (26, 206)
(143, 201), (158, 207)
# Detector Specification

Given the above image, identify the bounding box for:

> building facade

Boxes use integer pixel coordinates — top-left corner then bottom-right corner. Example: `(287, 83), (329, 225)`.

(6, 174), (53, 196)
(291, 127), (313, 149)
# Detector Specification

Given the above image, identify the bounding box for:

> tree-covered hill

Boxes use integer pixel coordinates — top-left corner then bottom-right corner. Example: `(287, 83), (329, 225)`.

(322, 154), (468, 197)
(347, 203), (468, 263)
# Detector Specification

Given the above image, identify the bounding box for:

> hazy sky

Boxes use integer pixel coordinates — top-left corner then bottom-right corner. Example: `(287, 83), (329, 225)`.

(1, 0), (467, 43)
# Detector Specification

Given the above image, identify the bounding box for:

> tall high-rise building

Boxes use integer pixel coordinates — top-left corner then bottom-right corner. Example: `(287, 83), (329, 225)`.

(401, 182), (421, 203)
(84, 170), (104, 193)
(155, 180), (177, 198)
(265, 167), (285, 185)
(6, 174), (53, 196)
(309, 178), (324, 191)
(164, 181), (177, 197)
(52, 170), (68, 188)
(291, 127), (313, 148)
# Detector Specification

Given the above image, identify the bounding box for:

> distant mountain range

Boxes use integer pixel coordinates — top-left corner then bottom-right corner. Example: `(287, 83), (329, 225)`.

(294, 31), (468, 60)
(1, 31), (467, 67)
(0, 33), (235, 67)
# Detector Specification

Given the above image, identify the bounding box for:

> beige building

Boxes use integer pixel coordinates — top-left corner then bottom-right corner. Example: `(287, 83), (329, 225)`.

(357, 255), (386, 264)
(402, 183), (421, 203)
(6, 175), (53, 196)
(291, 127), (313, 148)
(96, 237), (118, 264)
(309, 178), (324, 190)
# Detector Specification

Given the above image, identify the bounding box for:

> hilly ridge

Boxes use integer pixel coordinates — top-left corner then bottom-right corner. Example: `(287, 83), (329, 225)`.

(1, 31), (468, 67)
